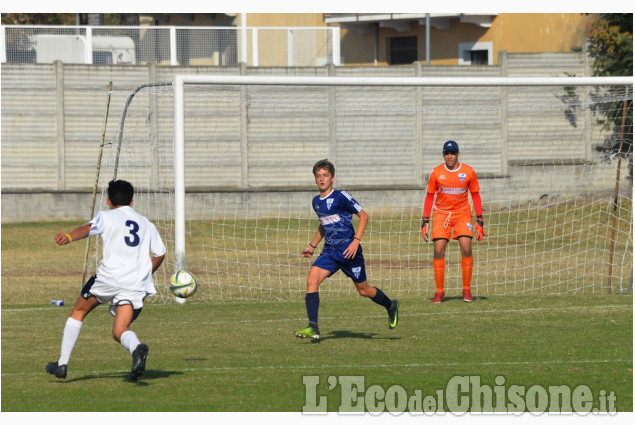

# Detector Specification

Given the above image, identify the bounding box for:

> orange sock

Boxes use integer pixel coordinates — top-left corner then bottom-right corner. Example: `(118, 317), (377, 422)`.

(433, 258), (445, 293)
(461, 256), (473, 290)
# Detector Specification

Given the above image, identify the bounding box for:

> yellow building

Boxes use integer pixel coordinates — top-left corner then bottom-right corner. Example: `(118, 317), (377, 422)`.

(140, 13), (330, 66)
(140, 13), (597, 66)
(324, 13), (598, 66)
(141, 13), (326, 28)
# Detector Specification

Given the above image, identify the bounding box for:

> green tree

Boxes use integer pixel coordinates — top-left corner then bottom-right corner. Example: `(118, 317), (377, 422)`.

(586, 13), (633, 173)
(587, 13), (633, 77)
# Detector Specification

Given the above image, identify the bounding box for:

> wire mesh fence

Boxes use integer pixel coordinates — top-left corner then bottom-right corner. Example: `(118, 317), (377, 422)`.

(1, 25), (339, 66)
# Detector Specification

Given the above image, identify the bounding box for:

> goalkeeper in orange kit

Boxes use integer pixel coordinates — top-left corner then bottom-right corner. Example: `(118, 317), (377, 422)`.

(421, 140), (485, 303)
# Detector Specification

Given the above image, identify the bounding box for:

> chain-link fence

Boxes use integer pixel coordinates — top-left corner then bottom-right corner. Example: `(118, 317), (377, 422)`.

(1, 25), (340, 66)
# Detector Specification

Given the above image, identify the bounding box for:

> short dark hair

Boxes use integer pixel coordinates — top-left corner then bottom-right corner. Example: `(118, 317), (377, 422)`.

(108, 180), (134, 206)
(313, 158), (335, 176)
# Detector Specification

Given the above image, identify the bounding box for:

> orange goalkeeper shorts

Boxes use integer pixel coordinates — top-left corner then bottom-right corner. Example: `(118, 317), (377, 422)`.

(431, 207), (474, 241)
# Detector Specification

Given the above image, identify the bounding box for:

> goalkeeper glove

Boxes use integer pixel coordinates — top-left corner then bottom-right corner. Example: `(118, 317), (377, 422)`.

(474, 216), (486, 242)
(421, 217), (430, 242)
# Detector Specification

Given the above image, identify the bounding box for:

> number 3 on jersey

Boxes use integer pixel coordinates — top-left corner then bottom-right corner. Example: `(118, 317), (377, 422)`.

(125, 220), (140, 247)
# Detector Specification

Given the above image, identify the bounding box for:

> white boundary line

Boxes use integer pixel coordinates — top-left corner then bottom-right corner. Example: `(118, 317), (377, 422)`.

(2, 304), (630, 377)
(2, 357), (631, 378)
(3, 302), (631, 323)
(167, 357), (634, 373)
(193, 303), (634, 325)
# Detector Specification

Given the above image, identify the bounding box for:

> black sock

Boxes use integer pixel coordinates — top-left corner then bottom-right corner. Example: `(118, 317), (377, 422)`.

(305, 292), (320, 326)
(371, 288), (392, 310)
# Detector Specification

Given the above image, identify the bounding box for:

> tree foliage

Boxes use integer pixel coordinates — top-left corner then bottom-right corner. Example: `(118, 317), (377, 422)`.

(587, 13), (633, 77)
(1, 13), (76, 25)
(586, 13), (633, 170)
(1, 13), (138, 26)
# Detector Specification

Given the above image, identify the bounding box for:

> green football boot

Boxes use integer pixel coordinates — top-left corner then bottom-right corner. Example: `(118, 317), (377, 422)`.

(295, 323), (320, 339)
(388, 300), (399, 329)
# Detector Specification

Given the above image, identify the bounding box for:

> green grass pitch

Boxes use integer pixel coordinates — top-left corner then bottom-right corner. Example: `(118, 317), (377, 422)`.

(1, 221), (632, 412)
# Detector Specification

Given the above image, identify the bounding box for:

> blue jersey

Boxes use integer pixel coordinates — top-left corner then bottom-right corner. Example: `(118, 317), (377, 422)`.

(312, 190), (363, 246)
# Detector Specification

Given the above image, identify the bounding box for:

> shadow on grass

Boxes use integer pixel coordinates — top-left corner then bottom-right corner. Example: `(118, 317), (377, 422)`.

(319, 330), (401, 341)
(55, 369), (183, 384)
(431, 295), (489, 303)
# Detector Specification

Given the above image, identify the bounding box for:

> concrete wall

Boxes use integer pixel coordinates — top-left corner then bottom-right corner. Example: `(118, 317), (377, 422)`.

(2, 52), (631, 222)
(3, 162), (629, 223)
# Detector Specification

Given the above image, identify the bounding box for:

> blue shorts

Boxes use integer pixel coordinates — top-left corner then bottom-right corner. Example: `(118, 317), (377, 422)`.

(312, 244), (367, 284)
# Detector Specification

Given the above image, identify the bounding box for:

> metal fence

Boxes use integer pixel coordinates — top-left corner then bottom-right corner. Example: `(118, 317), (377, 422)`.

(1, 25), (341, 67)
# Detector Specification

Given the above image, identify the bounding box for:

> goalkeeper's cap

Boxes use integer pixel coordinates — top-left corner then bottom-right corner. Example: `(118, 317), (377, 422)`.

(443, 140), (459, 154)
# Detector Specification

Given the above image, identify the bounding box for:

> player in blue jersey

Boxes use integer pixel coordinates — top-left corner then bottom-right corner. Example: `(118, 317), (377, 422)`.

(295, 159), (399, 339)
(46, 180), (166, 381)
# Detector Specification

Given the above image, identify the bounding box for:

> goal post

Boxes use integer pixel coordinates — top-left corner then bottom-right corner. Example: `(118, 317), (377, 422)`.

(101, 74), (633, 302)
(172, 75), (632, 272)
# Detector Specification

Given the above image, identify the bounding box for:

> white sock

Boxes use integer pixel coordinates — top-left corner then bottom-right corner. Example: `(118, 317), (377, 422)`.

(58, 317), (83, 365)
(120, 330), (140, 354)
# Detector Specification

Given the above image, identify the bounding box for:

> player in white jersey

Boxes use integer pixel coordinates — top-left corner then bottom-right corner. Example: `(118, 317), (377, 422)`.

(46, 180), (166, 381)
(295, 159), (399, 340)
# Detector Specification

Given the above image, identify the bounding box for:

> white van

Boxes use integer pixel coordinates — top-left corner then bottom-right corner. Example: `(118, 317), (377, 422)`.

(24, 34), (136, 64)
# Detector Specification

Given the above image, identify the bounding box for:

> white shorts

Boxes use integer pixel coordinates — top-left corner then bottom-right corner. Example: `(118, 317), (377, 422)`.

(90, 279), (146, 317)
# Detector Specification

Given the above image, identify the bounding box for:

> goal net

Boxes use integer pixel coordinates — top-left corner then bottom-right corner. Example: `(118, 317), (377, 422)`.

(92, 76), (633, 302)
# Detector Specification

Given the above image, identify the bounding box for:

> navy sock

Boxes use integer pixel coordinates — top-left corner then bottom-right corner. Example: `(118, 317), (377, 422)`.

(305, 292), (320, 326)
(371, 288), (392, 310)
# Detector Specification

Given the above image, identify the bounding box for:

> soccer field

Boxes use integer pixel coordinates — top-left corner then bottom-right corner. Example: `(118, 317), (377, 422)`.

(1, 221), (632, 413)
(1, 295), (632, 412)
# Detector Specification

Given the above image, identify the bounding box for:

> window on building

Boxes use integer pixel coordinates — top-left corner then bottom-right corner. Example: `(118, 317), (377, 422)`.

(470, 50), (489, 65)
(390, 36), (417, 65)
(458, 41), (493, 66)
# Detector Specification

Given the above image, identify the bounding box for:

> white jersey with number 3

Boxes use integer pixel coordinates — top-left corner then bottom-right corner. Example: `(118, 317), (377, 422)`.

(88, 205), (166, 295)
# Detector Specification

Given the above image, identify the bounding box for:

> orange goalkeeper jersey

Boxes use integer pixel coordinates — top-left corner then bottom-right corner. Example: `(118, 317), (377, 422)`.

(426, 162), (480, 213)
